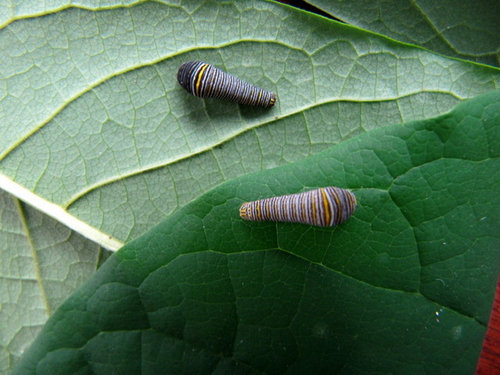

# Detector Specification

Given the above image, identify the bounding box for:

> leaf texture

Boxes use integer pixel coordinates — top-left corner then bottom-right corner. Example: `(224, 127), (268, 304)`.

(0, 190), (111, 372)
(304, 0), (500, 66)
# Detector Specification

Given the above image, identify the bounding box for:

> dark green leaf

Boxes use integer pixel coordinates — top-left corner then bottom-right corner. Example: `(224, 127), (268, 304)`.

(14, 91), (500, 375)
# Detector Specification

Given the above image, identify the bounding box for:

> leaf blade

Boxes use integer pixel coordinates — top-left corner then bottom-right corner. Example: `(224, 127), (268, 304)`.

(13, 90), (500, 375)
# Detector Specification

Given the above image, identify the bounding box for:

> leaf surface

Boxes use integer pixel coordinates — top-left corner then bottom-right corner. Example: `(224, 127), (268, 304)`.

(304, 0), (500, 66)
(0, 190), (110, 372)
(13, 90), (500, 375)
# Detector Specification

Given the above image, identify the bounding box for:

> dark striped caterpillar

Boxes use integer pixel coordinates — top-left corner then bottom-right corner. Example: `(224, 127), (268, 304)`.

(239, 187), (357, 227)
(177, 61), (277, 108)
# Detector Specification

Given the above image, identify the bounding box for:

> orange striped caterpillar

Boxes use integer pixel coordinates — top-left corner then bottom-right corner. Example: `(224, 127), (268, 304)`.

(177, 61), (276, 108)
(239, 187), (357, 227)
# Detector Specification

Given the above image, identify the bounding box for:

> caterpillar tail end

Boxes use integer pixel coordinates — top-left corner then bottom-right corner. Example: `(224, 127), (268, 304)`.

(268, 93), (277, 108)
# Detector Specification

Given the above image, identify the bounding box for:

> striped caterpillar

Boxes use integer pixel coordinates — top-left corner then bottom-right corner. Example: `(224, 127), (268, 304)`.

(239, 187), (357, 227)
(177, 61), (276, 108)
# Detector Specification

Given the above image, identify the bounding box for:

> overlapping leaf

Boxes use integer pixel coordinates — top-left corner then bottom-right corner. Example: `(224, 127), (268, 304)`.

(13, 91), (500, 374)
(304, 0), (500, 66)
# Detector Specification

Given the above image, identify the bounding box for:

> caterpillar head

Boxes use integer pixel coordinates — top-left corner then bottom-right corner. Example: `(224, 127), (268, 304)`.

(239, 202), (251, 220)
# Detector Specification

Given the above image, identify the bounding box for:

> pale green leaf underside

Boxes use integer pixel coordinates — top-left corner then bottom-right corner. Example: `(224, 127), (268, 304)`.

(0, 0), (499, 245)
(0, 189), (111, 372)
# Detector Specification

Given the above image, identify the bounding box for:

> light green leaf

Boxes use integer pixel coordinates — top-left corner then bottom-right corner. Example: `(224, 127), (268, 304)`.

(0, 190), (111, 372)
(303, 0), (500, 66)
(13, 90), (500, 375)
